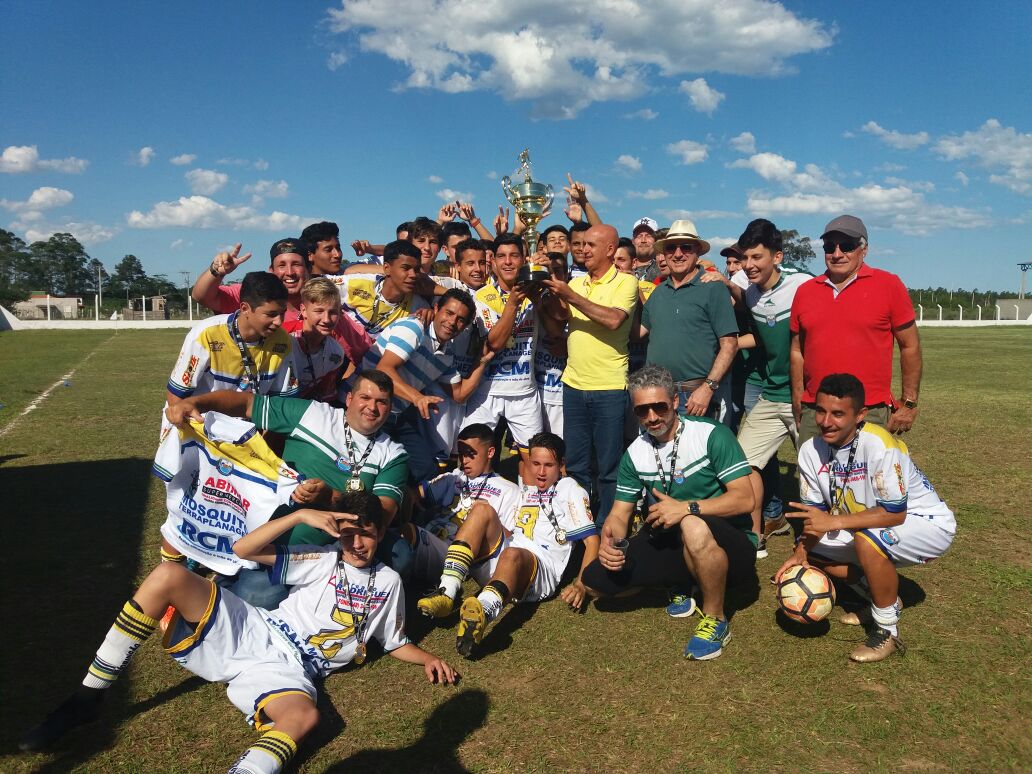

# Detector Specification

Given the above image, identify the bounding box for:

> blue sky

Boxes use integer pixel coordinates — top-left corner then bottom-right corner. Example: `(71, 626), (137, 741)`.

(2, 1), (1030, 292)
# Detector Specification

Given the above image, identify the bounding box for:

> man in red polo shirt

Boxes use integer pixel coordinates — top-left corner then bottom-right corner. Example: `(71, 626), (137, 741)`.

(789, 215), (921, 444)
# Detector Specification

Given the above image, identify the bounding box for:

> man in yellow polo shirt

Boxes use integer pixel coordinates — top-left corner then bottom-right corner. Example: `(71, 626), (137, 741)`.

(543, 224), (639, 524)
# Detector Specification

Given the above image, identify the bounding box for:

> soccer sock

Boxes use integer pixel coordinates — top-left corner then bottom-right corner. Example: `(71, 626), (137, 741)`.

(871, 601), (900, 636)
(440, 541), (475, 600)
(160, 547), (187, 563)
(477, 580), (509, 624)
(82, 600), (159, 690)
(228, 730), (297, 774)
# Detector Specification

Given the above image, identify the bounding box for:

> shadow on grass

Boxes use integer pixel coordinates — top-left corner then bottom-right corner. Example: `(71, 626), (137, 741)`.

(0, 453), (27, 466)
(292, 681), (349, 770)
(323, 689), (489, 773)
(471, 603), (538, 659)
(0, 458), (152, 768)
(774, 609), (832, 638)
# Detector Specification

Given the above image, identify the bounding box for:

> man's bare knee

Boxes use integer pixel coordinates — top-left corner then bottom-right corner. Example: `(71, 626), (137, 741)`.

(680, 516), (717, 555)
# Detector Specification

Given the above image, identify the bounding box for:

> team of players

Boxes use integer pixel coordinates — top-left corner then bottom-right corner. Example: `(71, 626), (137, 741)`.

(21, 213), (955, 773)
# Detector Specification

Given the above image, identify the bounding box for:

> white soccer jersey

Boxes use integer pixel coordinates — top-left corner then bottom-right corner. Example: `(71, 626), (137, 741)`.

(798, 422), (956, 533)
(153, 414), (300, 575)
(533, 327), (566, 408)
(421, 470), (521, 540)
(474, 282), (537, 396)
(267, 549), (410, 678)
(507, 477), (596, 573)
(290, 330), (346, 402)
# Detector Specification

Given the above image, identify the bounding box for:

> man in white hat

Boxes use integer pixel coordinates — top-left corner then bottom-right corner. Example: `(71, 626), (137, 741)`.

(631, 217), (660, 282)
(639, 220), (739, 424)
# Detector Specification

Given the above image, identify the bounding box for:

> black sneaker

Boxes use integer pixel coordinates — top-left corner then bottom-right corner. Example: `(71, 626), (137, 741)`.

(19, 690), (104, 752)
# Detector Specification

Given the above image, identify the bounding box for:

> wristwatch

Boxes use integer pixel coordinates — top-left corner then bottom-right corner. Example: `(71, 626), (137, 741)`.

(704, 379), (720, 391)
(901, 398), (918, 409)
(688, 501), (701, 516)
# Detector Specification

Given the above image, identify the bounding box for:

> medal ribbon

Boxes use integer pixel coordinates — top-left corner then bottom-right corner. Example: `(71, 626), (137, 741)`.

(829, 421), (864, 515)
(228, 310), (261, 390)
(649, 418), (684, 495)
(343, 423), (376, 477)
(523, 482), (562, 542)
(460, 473), (493, 510)
(335, 561), (376, 658)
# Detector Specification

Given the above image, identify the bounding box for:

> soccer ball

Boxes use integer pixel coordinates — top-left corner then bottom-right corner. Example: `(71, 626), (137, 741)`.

(776, 565), (836, 624)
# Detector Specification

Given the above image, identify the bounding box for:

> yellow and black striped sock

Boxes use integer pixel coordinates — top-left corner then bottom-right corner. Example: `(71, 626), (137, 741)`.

(440, 541), (475, 598)
(228, 730), (298, 774)
(160, 547), (187, 563)
(83, 600), (158, 689)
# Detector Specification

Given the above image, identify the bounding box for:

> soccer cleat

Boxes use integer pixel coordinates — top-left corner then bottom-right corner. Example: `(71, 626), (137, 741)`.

(683, 614), (731, 660)
(841, 597), (902, 626)
(762, 514), (792, 540)
(455, 597), (486, 659)
(849, 627), (906, 663)
(665, 587), (697, 618)
(755, 536), (769, 560)
(417, 589), (455, 619)
(19, 690), (104, 752)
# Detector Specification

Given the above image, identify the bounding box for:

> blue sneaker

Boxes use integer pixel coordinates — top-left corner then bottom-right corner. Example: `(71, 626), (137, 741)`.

(684, 614), (731, 660)
(665, 587), (697, 618)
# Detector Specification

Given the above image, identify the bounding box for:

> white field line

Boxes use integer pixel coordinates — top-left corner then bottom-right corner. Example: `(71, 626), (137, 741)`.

(0, 346), (103, 440)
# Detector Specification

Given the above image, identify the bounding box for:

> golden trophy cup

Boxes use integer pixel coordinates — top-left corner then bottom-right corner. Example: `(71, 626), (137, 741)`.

(501, 149), (554, 258)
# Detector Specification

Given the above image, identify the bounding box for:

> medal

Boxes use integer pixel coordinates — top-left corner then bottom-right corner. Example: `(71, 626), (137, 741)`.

(347, 477), (365, 492)
(354, 642), (367, 664)
(555, 528), (567, 545)
(340, 423), (375, 487)
(335, 561), (375, 668)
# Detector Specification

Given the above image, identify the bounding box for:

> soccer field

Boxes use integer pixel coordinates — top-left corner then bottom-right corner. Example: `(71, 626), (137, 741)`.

(1, 327), (1030, 773)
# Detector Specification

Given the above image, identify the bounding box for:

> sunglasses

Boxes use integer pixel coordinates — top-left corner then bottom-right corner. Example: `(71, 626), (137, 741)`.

(823, 237), (863, 254)
(663, 242), (700, 254)
(633, 401), (673, 418)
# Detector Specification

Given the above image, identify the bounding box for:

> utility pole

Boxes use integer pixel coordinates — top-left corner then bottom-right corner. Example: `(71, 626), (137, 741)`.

(179, 270), (193, 321)
(1019, 263), (1031, 300)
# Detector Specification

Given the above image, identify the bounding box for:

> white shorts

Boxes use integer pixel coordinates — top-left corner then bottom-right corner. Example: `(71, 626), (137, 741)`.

(163, 584), (315, 731)
(508, 532), (562, 602)
(462, 390), (543, 449)
(426, 395), (465, 458)
(808, 514), (954, 569)
(541, 400), (563, 437)
(737, 397), (798, 468)
(412, 524), (510, 586)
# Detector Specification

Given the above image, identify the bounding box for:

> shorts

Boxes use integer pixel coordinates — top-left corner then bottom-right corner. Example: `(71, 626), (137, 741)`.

(541, 400), (563, 437)
(411, 523), (509, 586)
(809, 514), (954, 568)
(162, 584), (315, 731)
(737, 397), (797, 468)
(508, 531), (563, 602)
(462, 390), (543, 449)
(427, 394), (465, 459)
(581, 515), (757, 597)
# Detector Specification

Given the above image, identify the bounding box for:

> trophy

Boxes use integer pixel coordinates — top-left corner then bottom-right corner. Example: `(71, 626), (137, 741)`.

(501, 149), (554, 261)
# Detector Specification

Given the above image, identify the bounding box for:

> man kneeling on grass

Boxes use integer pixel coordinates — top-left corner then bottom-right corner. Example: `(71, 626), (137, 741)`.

(775, 373), (955, 663)
(418, 432), (599, 659)
(20, 492), (458, 773)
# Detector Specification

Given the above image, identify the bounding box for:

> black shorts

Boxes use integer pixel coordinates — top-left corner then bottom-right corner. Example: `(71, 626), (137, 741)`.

(582, 515), (757, 597)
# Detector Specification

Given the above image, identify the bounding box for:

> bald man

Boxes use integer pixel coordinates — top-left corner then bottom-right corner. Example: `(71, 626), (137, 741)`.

(543, 225), (640, 524)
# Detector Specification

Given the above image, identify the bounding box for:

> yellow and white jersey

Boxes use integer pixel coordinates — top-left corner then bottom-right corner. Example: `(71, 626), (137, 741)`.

(153, 413), (301, 575)
(331, 275), (428, 336)
(474, 281), (536, 396)
(798, 422), (955, 533)
(419, 470), (521, 541)
(167, 313), (298, 400)
(506, 477), (597, 572)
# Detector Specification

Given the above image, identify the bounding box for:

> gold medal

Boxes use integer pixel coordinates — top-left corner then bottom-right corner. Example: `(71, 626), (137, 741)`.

(555, 528), (567, 545)
(347, 477), (365, 493)
(354, 642), (367, 664)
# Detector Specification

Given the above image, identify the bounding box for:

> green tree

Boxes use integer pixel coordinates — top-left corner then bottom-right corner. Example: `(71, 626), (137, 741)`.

(87, 258), (109, 299)
(109, 254), (148, 301)
(780, 229), (815, 270)
(28, 233), (92, 296)
(0, 229), (32, 306)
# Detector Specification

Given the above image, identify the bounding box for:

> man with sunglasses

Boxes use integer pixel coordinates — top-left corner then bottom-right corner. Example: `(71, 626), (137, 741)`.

(789, 215), (921, 444)
(581, 365), (756, 661)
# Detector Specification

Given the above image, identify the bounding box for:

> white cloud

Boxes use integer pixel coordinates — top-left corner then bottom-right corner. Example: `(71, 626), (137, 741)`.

(486, 170), (498, 180)
(628, 189), (669, 200)
(217, 157), (269, 171)
(326, 0), (833, 117)
(730, 132), (756, 154)
(667, 139), (709, 165)
(170, 153), (197, 166)
(954, 171), (969, 187)
(134, 146), (156, 167)
(860, 121), (930, 150)
(16, 220), (117, 246)
(615, 154), (642, 174)
(732, 150), (990, 235)
(254, 158), (269, 171)
(186, 168), (229, 196)
(874, 162), (905, 173)
(126, 195), (316, 231)
(679, 78), (725, 114)
(243, 179), (289, 205)
(884, 176), (934, 193)
(170, 238), (186, 249)
(436, 188), (474, 202)
(0, 144), (89, 174)
(327, 51), (349, 70)
(624, 108), (658, 121)
(934, 119), (1032, 195)
(427, 175), (444, 184)
(584, 183), (608, 204)
(0, 186), (74, 212)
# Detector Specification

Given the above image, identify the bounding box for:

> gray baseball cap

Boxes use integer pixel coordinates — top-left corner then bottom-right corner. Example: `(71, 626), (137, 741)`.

(821, 215), (868, 241)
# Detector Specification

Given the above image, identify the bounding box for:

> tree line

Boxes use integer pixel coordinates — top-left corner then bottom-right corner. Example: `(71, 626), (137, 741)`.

(0, 229), (187, 312)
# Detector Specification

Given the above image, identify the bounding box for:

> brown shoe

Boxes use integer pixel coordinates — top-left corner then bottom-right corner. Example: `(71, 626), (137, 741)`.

(849, 627), (906, 663)
(841, 597), (901, 626)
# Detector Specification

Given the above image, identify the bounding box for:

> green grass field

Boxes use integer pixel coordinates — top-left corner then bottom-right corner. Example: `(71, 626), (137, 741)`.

(1, 328), (1030, 773)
